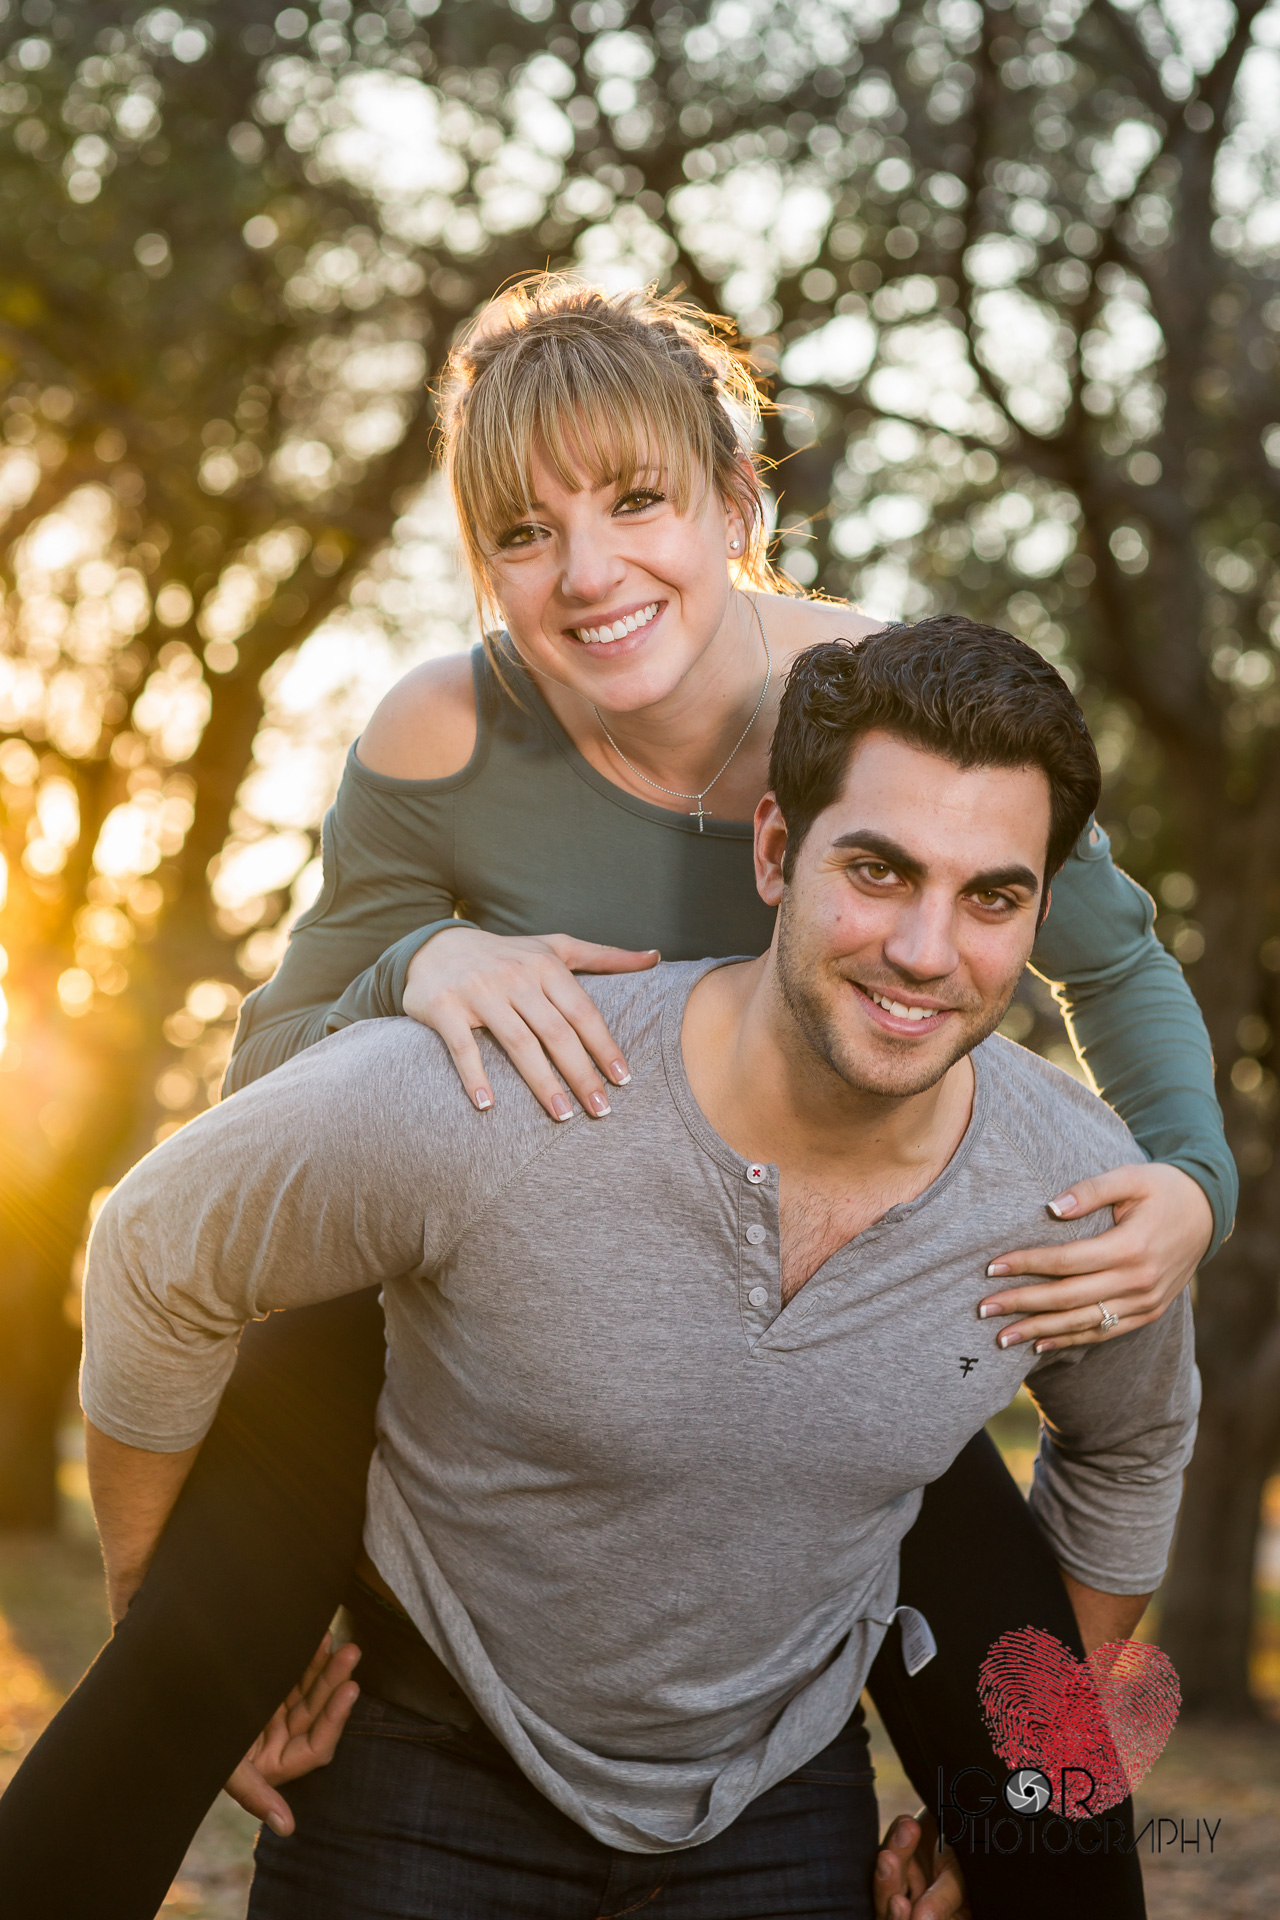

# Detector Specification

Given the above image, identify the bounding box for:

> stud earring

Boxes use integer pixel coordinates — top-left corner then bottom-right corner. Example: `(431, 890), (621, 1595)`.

(729, 538), (740, 551)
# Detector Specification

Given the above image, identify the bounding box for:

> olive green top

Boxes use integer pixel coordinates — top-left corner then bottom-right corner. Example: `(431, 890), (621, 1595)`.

(227, 645), (1235, 1255)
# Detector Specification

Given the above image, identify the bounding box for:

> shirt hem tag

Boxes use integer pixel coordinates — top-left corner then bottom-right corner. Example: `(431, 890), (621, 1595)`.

(891, 1605), (938, 1676)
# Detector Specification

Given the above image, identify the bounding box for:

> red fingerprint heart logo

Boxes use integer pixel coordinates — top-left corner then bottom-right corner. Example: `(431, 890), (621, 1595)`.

(978, 1627), (1180, 1817)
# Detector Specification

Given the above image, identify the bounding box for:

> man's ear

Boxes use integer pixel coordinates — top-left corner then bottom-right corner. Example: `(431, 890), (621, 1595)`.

(754, 793), (788, 905)
(1035, 881), (1051, 932)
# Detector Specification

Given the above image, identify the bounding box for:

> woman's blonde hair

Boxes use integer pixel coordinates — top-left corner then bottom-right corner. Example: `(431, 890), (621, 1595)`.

(438, 274), (788, 662)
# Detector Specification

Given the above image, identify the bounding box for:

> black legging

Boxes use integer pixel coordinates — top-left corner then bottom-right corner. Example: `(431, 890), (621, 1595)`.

(0, 1293), (1145, 1919)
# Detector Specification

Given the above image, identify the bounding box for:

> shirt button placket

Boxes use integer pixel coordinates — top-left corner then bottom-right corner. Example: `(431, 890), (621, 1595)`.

(742, 1164), (774, 1327)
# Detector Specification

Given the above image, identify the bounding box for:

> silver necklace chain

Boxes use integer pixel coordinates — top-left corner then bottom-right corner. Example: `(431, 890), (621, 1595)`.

(593, 599), (772, 832)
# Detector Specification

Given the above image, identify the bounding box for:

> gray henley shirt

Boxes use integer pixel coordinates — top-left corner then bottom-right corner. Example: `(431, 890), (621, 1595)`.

(81, 958), (1198, 1854)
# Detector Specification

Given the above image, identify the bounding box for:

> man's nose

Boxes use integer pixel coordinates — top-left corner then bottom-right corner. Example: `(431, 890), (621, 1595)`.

(882, 896), (959, 983)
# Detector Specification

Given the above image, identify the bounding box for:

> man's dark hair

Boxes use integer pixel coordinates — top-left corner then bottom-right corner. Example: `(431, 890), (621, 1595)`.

(769, 616), (1101, 885)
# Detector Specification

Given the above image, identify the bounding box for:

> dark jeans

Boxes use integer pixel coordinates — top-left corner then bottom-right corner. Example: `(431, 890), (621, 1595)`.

(249, 1694), (879, 1920)
(0, 1292), (1146, 1918)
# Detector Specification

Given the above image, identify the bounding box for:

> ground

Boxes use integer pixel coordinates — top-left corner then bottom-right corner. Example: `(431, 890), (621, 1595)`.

(0, 1418), (1277, 1918)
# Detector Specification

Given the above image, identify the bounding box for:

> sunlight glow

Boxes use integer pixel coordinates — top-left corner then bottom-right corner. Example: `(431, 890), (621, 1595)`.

(56, 969), (94, 1016)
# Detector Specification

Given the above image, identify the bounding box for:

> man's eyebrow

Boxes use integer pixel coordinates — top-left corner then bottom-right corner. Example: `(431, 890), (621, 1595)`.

(830, 831), (1040, 896)
(965, 863), (1041, 896)
(830, 830), (924, 877)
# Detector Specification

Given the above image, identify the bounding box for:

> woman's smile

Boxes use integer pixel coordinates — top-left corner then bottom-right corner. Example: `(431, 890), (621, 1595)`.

(570, 599), (664, 646)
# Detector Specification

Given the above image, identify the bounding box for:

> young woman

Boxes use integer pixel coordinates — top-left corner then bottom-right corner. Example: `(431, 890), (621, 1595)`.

(2, 279), (1229, 1920)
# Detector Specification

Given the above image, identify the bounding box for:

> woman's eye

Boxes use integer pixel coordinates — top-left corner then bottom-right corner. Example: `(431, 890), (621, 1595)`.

(614, 489), (664, 515)
(496, 523), (543, 550)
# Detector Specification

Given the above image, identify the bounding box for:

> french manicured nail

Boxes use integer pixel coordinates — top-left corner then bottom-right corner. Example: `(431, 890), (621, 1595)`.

(588, 1091), (611, 1116)
(1048, 1194), (1077, 1217)
(610, 1061), (631, 1085)
(978, 1302), (999, 1319)
(998, 1330), (1023, 1348)
(1034, 1340), (1052, 1354)
(551, 1094), (573, 1121)
(986, 1262), (1010, 1279)
(474, 1089), (492, 1110)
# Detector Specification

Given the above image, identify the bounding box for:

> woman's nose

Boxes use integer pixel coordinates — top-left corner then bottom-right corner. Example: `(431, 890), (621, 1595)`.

(559, 530), (627, 606)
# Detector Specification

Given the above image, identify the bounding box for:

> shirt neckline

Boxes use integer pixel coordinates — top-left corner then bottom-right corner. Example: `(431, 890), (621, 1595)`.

(498, 644), (757, 841)
(658, 958), (994, 1233)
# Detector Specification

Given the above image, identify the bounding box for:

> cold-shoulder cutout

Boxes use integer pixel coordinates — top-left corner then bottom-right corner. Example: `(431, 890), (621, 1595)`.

(357, 651), (480, 781)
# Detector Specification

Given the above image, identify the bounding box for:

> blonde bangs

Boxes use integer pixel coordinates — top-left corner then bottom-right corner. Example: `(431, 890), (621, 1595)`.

(453, 335), (714, 568)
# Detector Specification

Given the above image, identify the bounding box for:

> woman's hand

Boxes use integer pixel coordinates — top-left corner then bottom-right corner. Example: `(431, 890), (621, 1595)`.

(403, 928), (660, 1120)
(224, 1633), (362, 1836)
(979, 1161), (1213, 1354)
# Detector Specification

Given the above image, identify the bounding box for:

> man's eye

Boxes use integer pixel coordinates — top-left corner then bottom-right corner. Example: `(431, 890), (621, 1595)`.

(856, 861), (895, 882)
(972, 890), (1013, 910)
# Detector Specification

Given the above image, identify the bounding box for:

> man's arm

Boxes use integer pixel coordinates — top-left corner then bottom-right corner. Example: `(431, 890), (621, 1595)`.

(79, 1022), (473, 1463)
(1061, 1571), (1150, 1653)
(87, 1415), (363, 1836)
(84, 1420), (201, 1623)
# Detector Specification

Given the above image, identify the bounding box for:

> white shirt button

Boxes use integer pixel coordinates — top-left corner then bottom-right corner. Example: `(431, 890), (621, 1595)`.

(745, 1164), (766, 1185)
(747, 1286), (769, 1308)
(745, 1224), (766, 1245)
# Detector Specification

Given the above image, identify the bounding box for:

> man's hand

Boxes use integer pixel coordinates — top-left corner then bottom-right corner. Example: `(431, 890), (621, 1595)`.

(874, 1812), (970, 1920)
(225, 1633), (362, 1836)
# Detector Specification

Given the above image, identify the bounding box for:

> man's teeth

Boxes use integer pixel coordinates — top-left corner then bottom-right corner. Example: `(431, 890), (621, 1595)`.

(869, 990), (936, 1023)
(576, 603), (659, 644)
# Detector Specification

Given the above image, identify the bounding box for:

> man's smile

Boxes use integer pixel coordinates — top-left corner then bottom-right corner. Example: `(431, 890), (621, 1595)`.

(852, 980), (957, 1037)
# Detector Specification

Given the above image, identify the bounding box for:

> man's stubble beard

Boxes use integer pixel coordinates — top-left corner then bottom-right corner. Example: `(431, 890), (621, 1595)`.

(773, 890), (1016, 1101)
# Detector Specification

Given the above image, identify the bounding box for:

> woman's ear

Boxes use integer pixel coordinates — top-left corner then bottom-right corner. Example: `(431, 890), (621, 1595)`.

(721, 461), (759, 561)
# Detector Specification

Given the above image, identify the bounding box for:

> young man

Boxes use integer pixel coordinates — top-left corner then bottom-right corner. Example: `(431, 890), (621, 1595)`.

(80, 623), (1197, 1919)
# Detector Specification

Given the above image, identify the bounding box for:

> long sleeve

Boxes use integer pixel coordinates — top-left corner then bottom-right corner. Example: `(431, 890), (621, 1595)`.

(80, 1019), (546, 1453)
(224, 747), (477, 1096)
(82, 1029), (438, 1450)
(1025, 1294), (1199, 1593)
(1031, 820), (1236, 1258)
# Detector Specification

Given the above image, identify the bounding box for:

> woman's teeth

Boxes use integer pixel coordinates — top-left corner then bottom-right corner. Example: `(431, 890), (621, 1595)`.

(869, 989), (937, 1023)
(576, 603), (659, 645)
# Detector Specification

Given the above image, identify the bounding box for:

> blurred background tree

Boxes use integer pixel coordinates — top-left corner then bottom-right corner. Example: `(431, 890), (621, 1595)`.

(0, 0), (1275, 1717)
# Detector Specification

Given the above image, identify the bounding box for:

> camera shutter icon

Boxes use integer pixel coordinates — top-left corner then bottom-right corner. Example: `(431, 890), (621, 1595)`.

(1003, 1768), (1052, 1815)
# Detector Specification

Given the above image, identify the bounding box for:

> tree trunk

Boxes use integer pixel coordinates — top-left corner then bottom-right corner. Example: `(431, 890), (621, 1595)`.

(1157, 841), (1280, 1713)
(0, 1243), (77, 1530)
(1161, 1383), (1269, 1717)
(0, 1037), (155, 1527)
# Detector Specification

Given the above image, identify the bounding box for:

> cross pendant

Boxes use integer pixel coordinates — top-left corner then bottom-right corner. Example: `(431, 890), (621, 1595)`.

(689, 799), (709, 832)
